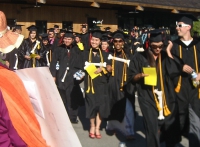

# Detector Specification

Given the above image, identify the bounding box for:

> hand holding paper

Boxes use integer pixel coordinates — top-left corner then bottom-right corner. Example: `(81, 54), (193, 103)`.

(143, 67), (157, 86)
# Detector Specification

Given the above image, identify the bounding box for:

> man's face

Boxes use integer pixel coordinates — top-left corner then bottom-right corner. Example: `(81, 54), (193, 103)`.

(54, 28), (59, 34)
(30, 31), (36, 39)
(113, 38), (124, 52)
(90, 37), (100, 49)
(176, 22), (191, 37)
(63, 37), (73, 46)
(82, 28), (86, 33)
(48, 32), (55, 39)
(150, 42), (163, 56)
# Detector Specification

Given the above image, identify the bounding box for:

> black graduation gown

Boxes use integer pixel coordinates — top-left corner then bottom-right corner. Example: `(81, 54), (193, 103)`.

(41, 44), (53, 66)
(4, 48), (19, 70)
(107, 51), (135, 122)
(171, 39), (200, 132)
(50, 44), (84, 109)
(19, 38), (44, 68)
(82, 50), (111, 119)
(81, 33), (90, 50)
(128, 51), (181, 147)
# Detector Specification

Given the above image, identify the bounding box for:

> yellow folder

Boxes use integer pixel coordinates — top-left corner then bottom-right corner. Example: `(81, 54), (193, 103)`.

(143, 67), (157, 86)
(77, 43), (84, 50)
(85, 64), (100, 79)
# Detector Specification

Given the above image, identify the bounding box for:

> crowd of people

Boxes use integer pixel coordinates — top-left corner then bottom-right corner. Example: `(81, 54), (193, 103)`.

(1, 9), (200, 147)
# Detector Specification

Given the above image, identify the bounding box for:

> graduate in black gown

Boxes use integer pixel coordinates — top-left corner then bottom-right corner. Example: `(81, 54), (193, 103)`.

(19, 25), (44, 68)
(80, 24), (90, 50)
(169, 15), (200, 147)
(50, 31), (84, 124)
(81, 30), (112, 139)
(40, 33), (53, 67)
(128, 29), (181, 147)
(106, 30), (135, 139)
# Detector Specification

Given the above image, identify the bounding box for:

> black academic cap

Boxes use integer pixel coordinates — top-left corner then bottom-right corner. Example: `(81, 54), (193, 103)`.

(104, 27), (111, 31)
(41, 33), (49, 40)
(176, 13), (198, 27)
(54, 25), (59, 28)
(91, 30), (104, 39)
(111, 30), (128, 40)
(12, 24), (24, 30)
(101, 36), (109, 42)
(26, 25), (38, 31)
(64, 31), (74, 38)
(60, 28), (66, 33)
(74, 32), (81, 38)
(148, 29), (166, 42)
(47, 28), (54, 32)
(81, 24), (87, 28)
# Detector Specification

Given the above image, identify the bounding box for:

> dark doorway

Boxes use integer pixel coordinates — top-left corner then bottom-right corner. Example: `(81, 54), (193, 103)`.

(7, 19), (16, 29)
(87, 17), (97, 29)
(62, 21), (73, 29)
(35, 20), (47, 34)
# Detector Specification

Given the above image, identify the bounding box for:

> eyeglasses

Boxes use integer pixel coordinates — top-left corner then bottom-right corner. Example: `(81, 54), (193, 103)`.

(176, 24), (190, 28)
(113, 40), (123, 43)
(151, 45), (163, 49)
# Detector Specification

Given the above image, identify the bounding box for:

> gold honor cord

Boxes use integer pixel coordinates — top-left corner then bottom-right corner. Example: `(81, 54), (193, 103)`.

(175, 45), (182, 93)
(112, 50), (128, 91)
(86, 48), (104, 94)
(153, 53), (171, 116)
(175, 45), (200, 98)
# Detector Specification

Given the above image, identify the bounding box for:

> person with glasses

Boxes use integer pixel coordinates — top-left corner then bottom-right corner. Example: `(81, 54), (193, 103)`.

(106, 30), (135, 140)
(128, 29), (181, 147)
(169, 15), (200, 147)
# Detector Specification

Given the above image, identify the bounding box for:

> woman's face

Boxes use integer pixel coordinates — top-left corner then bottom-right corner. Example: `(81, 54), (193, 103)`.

(90, 37), (101, 49)
(30, 31), (36, 39)
(101, 41), (109, 51)
(42, 40), (48, 46)
(150, 41), (163, 56)
(113, 38), (124, 52)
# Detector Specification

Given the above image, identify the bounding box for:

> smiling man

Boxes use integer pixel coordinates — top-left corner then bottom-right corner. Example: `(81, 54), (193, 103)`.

(170, 15), (200, 147)
(50, 31), (84, 124)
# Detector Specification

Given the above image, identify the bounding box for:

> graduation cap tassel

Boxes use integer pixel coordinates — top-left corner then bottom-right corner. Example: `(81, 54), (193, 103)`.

(86, 75), (90, 93)
(153, 87), (162, 111)
(111, 52), (115, 76)
(163, 105), (171, 116)
(91, 79), (95, 94)
(37, 42), (40, 50)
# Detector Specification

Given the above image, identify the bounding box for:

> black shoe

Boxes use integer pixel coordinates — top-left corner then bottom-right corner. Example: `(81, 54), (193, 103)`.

(70, 119), (79, 124)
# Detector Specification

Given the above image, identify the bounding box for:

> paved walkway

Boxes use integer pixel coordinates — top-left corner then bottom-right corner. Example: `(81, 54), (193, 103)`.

(72, 85), (188, 147)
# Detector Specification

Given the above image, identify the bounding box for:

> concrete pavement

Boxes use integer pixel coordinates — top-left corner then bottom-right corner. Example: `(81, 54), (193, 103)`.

(72, 96), (189, 147)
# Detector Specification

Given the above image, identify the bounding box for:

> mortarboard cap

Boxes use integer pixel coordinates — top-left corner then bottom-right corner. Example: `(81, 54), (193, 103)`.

(12, 24), (24, 30)
(26, 25), (38, 31)
(74, 32), (81, 38)
(91, 30), (104, 39)
(148, 29), (166, 42)
(41, 33), (49, 40)
(64, 31), (74, 38)
(111, 30), (128, 40)
(104, 27), (111, 31)
(47, 28), (54, 32)
(176, 13), (198, 27)
(54, 25), (59, 28)
(60, 28), (66, 33)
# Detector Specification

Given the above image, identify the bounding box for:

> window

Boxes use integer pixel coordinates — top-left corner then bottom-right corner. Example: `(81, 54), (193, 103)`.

(62, 21), (73, 30)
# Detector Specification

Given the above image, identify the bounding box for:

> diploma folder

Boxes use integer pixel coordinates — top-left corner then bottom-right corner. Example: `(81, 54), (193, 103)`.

(84, 64), (100, 79)
(143, 67), (157, 86)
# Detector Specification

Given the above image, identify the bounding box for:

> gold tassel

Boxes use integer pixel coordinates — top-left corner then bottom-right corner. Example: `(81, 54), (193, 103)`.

(91, 78), (95, 94)
(175, 82), (181, 93)
(112, 52), (115, 76)
(163, 105), (171, 116)
(102, 67), (107, 74)
(155, 97), (162, 111)
(124, 74), (127, 82)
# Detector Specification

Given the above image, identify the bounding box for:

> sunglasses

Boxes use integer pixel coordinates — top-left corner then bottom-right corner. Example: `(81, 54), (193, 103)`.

(113, 40), (123, 43)
(151, 45), (163, 49)
(176, 24), (189, 28)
